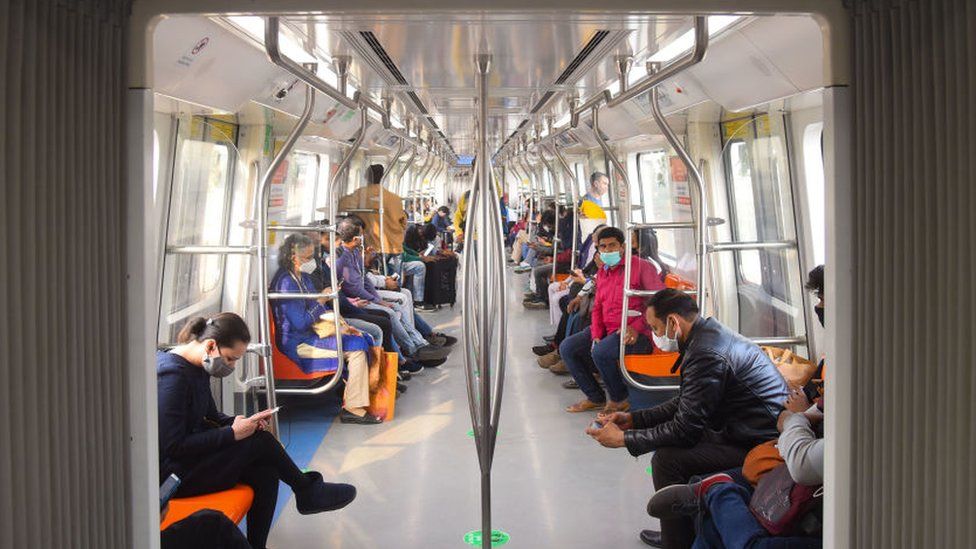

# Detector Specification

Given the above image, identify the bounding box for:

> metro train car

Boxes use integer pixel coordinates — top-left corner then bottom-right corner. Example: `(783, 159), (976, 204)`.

(2, 1), (974, 548)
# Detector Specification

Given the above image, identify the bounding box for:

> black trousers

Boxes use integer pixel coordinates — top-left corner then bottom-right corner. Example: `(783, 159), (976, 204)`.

(533, 260), (571, 302)
(650, 441), (752, 549)
(345, 309), (396, 353)
(175, 431), (309, 549)
(161, 509), (251, 549)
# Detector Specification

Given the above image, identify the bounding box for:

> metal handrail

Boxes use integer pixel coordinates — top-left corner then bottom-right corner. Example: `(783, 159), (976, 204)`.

(264, 18), (356, 110)
(549, 144), (581, 271)
(166, 245), (254, 255)
(536, 149), (563, 281)
(254, 79), (315, 435)
(708, 240), (797, 252)
(751, 336), (808, 347)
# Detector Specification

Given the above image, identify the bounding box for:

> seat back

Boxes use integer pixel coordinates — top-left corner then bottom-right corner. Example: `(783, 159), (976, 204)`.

(160, 484), (254, 531)
(267, 306), (334, 381)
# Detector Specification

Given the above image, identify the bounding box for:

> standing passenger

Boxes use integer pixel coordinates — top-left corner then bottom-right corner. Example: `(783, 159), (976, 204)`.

(338, 164), (408, 256)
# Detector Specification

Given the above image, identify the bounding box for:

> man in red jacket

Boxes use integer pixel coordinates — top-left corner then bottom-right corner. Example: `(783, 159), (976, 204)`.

(560, 227), (666, 414)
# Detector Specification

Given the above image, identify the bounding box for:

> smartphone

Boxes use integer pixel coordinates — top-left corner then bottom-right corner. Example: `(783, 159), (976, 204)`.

(251, 406), (282, 420)
(160, 474), (181, 511)
(391, 273), (400, 281)
(589, 420), (603, 431)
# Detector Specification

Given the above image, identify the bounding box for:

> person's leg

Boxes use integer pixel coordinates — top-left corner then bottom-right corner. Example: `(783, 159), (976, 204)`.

(559, 329), (605, 404)
(347, 311), (395, 353)
(651, 443), (753, 549)
(365, 303), (417, 355)
(402, 261), (426, 302)
(238, 465), (279, 549)
(342, 350), (371, 412)
(532, 265), (550, 301)
(346, 318), (383, 349)
(548, 285), (569, 324)
(702, 482), (821, 549)
(413, 313), (433, 337)
(592, 332), (653, 404)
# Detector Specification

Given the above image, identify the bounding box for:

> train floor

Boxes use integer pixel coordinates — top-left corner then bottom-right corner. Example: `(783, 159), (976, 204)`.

(268, 270), (670, 548)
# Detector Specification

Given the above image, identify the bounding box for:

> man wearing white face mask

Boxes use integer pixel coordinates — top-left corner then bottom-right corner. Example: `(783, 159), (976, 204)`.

(586, 289), (789, 549)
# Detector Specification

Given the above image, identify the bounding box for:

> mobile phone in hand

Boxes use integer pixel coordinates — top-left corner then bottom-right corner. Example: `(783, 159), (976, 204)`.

(589, 420), (603, 430)
(160, 474), (181, 511)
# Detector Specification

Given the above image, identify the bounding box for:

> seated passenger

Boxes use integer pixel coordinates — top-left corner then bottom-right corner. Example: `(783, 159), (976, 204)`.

(400, 224), (429, 307)
(157, 314), (356, 549)
(334, 218), (450, 363)
(269, 235), (382, 425)
(431, 205), (452, 233)
(562, 226), (665, 414)
(524, 206), (577, 309)
(587, 289), (789, 548)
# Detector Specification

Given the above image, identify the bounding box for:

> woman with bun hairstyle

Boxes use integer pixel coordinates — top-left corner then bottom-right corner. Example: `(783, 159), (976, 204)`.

(157, 313), (357, 549)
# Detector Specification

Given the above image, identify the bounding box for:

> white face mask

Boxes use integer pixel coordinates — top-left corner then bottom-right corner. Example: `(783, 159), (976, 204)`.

(652, 316), (680, 353)
(299, 258), (318, 274)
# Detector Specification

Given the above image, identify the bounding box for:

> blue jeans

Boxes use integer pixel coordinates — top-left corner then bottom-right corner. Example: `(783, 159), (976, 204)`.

(559, 329), (652, 403)
(345, 318), (383, 348)
(400, 261), (426, 302)
(414, 313), (433, 337)
(363, 303), (427, 355)
(693, 482), (821, 549)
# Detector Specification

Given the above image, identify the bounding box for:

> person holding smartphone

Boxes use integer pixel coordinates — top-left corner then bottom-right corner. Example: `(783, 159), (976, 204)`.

(157, 313), (357, 549)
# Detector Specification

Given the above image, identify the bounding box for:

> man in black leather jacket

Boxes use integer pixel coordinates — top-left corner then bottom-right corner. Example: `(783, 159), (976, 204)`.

(586, 289), (788, 548)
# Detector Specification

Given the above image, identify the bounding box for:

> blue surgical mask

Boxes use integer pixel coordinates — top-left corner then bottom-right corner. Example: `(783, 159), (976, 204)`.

(600, 251), (621, 267)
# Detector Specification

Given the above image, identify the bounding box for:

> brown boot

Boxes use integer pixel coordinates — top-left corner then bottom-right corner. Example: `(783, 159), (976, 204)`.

(537, 350), (561, 368)
(565, 399), (606, 413)
(548, 360), (569, 375)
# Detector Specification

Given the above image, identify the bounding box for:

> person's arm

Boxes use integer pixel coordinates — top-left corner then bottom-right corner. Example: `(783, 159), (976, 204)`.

(402, 246), (422, 263)
(778, 412), (825, 485)
(157, 374), (235, 458)
(590, 292), (606, 340)
(276, 275), (328, 332)
(623, 353), (727, 456)
(337, 256), (378, 302)
(630, 397), (680, 430)
(626, 260), (666, 332)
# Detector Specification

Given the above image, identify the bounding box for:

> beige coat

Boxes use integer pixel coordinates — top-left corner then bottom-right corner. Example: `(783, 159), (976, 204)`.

(338, 185), (408, 253)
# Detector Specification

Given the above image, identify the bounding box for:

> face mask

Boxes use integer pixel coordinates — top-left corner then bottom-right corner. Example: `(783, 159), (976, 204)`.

(815, 306), (824, 327)
(652, 316), (680, 353)
(203, 350), (235, 378)
(299, 258), (317, 274)
(600, 251), (621, 267)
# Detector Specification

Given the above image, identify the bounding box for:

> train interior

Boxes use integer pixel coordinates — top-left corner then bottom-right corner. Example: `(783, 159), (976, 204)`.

(143, 10), (832, 547)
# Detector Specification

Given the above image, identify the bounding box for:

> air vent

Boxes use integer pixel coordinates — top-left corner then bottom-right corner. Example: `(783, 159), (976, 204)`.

(358, 31), (408, 85)
(406, 91), (429, 115)
(554, 30), (611, 85)
(529, 91), (555, 115)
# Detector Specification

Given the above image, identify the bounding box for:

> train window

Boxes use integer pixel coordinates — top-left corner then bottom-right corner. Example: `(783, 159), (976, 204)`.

(281, 152), (319, 224)
(313, 154), (331, 215)
(159, 116), (239, 343)
(726, 140), (763, 284)
(627, 152), (645, 223)
(636, 150), (694, 266)
(803, 122), (826, 264)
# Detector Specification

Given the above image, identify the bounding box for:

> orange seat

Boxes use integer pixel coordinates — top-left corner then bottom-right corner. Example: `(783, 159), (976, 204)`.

(624, 352), (682, 377)
(549, 272), (571, 283)
(664, 273), (696, 291)
(268, 307), (335, 382)
(160, 484), (254, 531)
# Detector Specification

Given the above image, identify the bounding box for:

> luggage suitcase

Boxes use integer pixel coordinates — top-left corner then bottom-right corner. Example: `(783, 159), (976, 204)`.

(423, 256), (457, 306)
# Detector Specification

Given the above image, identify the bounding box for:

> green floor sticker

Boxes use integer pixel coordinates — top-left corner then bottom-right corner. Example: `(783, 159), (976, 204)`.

(646, 466), (653, 476)
(467, 429), (475, 438)
(463, 529), (510, 547)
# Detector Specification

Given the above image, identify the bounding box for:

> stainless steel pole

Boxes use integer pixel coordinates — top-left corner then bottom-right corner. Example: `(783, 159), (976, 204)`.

(550, 144), (581, 271)
(377, 136), (406, 275)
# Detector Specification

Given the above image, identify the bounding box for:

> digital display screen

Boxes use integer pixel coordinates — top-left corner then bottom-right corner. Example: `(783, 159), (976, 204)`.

(456, 155), (475, 166)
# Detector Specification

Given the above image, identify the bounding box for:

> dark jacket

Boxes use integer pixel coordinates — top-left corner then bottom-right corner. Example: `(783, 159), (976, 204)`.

(157, 351), (235, 481)
(624, 318), (789, 456)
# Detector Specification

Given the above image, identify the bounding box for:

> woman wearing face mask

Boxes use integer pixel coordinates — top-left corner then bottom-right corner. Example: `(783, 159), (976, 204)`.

(270, 234), (382, 425)
(157, 313), (357, 549)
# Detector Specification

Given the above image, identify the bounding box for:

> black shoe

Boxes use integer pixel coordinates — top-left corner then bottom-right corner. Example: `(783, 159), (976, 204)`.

(339, 409), (383, 425)
(396, 381), (407, 393)
(415, 303), (437, 312)
(411, 344), (451, 361)
(426, 332), (457, 347)
(639, 530), (663, 548)
(532, 344), (553, 356)
(397, 370), (412, 382)
(295, 472), (357, 514)
(401, 360), (424, 374)
(420, 356), (448, 368)
(562, 379), (579, 389)
(542, 335), (556, 343)
(523, 300), (547, 310)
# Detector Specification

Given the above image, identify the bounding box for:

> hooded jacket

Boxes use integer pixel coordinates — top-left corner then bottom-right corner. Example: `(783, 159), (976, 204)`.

(623, 318), (789, 456)
(156, 351), (235, 481)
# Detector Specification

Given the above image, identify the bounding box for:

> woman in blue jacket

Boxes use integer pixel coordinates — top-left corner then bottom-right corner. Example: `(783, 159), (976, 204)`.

(157, 313), (356, 549)
(270, 234), (381, 425)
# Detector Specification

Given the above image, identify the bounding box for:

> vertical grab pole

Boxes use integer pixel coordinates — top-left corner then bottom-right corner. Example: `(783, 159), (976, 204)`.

(518, 156), (535, 239)
(538, 150), (561, 281)
(550, 144), (580, 271)
(378, 136), (406, 276)
(650, 83), (708, 315)
(255, 76), (315, 436)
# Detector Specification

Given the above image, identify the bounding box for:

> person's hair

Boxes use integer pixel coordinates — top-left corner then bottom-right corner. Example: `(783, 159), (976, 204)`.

(540, 209), (556, 226)
(422, 223), (438, 242)
(404, 224), (426, 251)
(646, 289), (700, 321)
(806, 265), (824, 296)
(366, 164), (384, 184)
(636, 228), (671, 279)
(589, 171), (608, 186)
(177, 312), (252, 346)
(437, 205), (450, 214)
(345, 214), (366, 229)
(278, 233), (314, 272)
(596, 226), (625, 245)
(336, 218), (362, 243)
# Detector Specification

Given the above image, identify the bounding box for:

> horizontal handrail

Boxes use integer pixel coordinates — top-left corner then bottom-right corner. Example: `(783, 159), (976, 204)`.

(751, 335), (808, 346)
(265, 17), (357, 110)
(166, 245), (254, 255)
(708, 240), (797, 252)
(628, 221), (696, 230)
(626, 288), (698, 297)
(267, 291), (337, 301)
(266, 224), (333, 233)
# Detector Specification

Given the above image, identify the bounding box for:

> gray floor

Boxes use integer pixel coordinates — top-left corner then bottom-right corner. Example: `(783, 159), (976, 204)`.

(270, 271), (663, 548)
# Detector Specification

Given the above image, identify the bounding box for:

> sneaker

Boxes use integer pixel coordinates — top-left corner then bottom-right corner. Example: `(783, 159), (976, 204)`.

(523, 291), (537, 298)
(420, 356), (448, 368)
(397, 370), (412, 382)
(562, 379), (579, 389)
(523, 300), (547, 310)
(537, 350), (561, 368)
(638, 530), (663, 548)
(401, 360), (423, 374)
(411, 344), (451, 361)
(532, 344), (554, 356)
(514, 266), (532, 274)
(565, 399), (606, 413)
(542, 335), (556, 343)
(548, 360), (568, 375)
(425, 332), (457, 347)
(646, 473), (734, 519)
(295, 472), (357, 514)
(414, 303), (437, 312)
